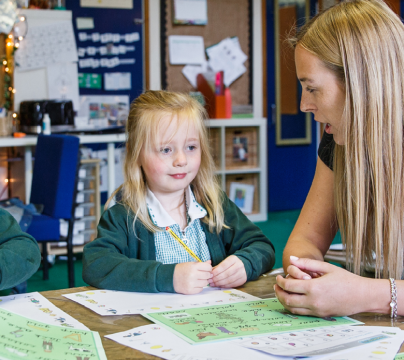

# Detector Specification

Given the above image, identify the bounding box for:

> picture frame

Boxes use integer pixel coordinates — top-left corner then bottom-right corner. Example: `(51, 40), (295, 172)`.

(233, 136), (248, 162)
(229, 182), (255, 214)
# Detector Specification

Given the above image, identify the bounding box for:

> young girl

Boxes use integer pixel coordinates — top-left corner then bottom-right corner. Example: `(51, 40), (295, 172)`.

(83, 90), (275, 294)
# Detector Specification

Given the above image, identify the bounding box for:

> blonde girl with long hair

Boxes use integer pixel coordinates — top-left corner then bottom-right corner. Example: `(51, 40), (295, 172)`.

(83, 90), (275, 294)
(275, 0), (404, 317)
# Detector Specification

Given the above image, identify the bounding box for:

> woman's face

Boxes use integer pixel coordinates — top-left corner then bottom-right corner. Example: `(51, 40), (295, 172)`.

(295, 45), (346, 145)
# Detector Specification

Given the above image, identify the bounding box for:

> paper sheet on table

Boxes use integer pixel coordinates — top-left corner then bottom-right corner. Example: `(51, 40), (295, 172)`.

(396, 353), (404, 360)
(169, 35), (206, 65)
(322, 327), (404, 360)
(238, 325), (403, 357)
(15, 22), (78, 71)
(206, 37), (247, 86)
(0, 292), (89, 330)
(0, 307), (106, 360)
(63, 287), (260, 316)
(143, 298), (362, 345)
(47, 62), (80, 111)
(105, 324), (283, 360)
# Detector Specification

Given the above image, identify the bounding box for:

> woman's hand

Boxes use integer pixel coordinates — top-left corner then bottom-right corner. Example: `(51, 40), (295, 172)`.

(209, 255), (247, 288)
(274, 256), (374, 317)
(173, 260), (212, 294)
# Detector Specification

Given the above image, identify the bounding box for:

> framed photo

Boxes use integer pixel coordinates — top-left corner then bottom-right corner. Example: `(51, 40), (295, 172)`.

(233, 136), (248, 162)
(229, 182), (255, 214)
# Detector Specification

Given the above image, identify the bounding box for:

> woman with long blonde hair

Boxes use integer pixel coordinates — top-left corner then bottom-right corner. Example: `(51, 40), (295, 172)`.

(275, 0), (404, 317)
(83, 90), (275, 294)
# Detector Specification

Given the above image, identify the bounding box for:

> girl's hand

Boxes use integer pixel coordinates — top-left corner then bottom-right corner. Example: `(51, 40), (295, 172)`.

(274, 257), (372, 317)
(173, 260), (213, 294)
(209, 255), (247, 288)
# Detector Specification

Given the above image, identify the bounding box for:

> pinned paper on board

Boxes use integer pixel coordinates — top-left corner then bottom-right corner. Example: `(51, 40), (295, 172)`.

(206, 37), (247, 86)
(15, 22), (78, 71)
(76, 17), (95, 30)
(104, 72), (131, 90)
(168, 35), (206, 65)
(79, 73), (102, 89)
(80, 0), (133, 9)
(78, 32), (139, 43)
(173, 0), (208, 25)
(47, 62), (80, 111)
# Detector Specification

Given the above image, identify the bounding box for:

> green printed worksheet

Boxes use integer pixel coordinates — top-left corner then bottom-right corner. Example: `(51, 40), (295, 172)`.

(143, 298), (363, 345)
(395, 353), (404, 360)
(0, 307), (107, 360)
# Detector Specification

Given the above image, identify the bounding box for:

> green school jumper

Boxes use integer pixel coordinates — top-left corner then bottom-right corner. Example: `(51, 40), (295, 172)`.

(0, 208), (41, 290)
(83, 193), (275, 293)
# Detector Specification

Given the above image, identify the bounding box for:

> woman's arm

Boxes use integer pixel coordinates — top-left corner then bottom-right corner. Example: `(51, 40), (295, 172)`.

(282, 157), (338, 274)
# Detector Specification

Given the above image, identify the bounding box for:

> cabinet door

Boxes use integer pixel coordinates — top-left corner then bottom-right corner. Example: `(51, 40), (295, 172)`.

(266, 0), (317, 211)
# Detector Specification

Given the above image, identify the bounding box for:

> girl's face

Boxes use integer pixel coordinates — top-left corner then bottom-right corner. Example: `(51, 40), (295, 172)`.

(295, 45), (346, 145)
(139, 114), (201, 197)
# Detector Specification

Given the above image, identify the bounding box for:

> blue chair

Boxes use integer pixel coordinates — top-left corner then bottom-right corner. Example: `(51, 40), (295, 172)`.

(27, 134), (80, 288)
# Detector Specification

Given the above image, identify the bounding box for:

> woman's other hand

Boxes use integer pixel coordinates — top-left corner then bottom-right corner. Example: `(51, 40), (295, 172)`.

(274, 256), (376, 317)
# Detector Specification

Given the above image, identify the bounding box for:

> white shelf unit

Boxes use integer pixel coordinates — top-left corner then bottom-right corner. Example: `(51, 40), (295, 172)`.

(206, 118), (267, 222)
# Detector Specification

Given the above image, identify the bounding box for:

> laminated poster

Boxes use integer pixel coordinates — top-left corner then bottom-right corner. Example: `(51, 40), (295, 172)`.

(0, 307), (107, 360)
(143, 298), (363, 345)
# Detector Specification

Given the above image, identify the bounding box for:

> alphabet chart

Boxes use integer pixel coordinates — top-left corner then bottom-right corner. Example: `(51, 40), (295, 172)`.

(143, 298), (362, 345)
(0, 308), (106, 360)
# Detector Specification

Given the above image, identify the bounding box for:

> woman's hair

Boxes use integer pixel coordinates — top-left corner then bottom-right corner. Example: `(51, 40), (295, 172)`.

(290, 0), (404, 279)
(107, 90), (226, 234)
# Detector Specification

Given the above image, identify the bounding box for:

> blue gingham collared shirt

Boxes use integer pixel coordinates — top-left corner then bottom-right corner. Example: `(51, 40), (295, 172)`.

(146, 186), (211, 264)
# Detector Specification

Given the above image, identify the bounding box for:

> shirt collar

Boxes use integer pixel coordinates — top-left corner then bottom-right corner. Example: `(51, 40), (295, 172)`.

(146, 186), (207, 228)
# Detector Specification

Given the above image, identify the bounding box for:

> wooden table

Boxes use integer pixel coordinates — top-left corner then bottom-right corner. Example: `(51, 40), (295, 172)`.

(40, 274), (404, 359)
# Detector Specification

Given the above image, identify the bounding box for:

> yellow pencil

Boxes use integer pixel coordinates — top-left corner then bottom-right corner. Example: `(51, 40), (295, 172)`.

(165, 226), (202, 262)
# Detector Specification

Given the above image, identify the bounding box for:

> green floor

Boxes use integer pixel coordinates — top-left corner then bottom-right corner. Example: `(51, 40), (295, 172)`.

(1, 209), (322, 296)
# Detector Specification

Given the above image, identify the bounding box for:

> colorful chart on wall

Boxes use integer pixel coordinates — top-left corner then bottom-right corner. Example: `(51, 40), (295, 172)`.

(143, 298), (363, 345)
(63, 287), (260, 316)
(0, 308), (107, 360)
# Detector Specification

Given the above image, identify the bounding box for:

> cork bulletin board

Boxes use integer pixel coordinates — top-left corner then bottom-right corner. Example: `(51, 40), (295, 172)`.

(162, 0), (252, 106)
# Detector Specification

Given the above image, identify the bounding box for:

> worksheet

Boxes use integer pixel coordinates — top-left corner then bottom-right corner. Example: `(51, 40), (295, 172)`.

(63, 287), (260, 315)
(143, 298), (362, 345)
(238, 325), (404, 357)
(105, 324), (283, 360)
(0, 292), (89, 330)
(0, 308), (106, 360)
(107, 324), (402, 360)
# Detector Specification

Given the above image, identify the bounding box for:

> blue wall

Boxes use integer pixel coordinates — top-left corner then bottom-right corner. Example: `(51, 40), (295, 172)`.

(266, 0), (318, 211)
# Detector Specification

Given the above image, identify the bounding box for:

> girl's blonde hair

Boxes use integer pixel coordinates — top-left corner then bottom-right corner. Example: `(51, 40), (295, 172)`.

(290, 0), (404, 279)
(107, 90), (225, 234)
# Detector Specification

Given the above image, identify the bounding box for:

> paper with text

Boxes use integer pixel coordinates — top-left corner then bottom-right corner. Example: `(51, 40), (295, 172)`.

(63, 287), (260, 316)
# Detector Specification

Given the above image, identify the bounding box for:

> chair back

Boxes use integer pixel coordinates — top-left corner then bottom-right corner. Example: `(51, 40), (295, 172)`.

(30, 134), (80, 219)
